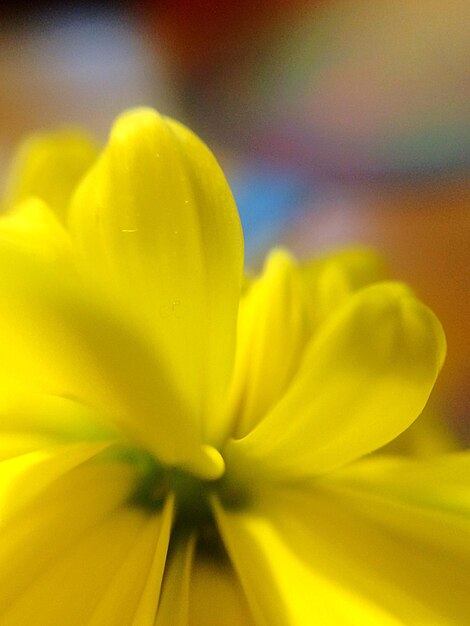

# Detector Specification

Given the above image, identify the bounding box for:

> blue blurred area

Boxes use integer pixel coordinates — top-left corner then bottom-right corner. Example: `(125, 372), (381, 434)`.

(228, 160), (311, 263)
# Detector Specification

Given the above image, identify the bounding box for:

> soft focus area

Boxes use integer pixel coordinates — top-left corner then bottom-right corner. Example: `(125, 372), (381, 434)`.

(0, 0), (469, 441)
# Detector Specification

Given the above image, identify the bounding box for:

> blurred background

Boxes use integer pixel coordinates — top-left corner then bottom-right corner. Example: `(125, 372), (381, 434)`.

(0, 0), (469, 442)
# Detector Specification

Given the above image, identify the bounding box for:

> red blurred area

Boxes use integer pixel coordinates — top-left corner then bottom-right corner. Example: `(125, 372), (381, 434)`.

(141, 0), (314, 77)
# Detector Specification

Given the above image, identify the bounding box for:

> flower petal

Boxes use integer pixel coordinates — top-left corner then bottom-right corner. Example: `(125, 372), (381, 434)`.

(227, 282), (446, 479)
(156, 533), (196, 626)
(324, 451), (470, 516)
(225, 249), (310, 439)
(156, 533), (255, 626)
(1, 504), (172, 626)
(188, 556), (255, 626)
(0, 394), (118, 448)
(213, 495), (403, 626)
(215, 454), (470, 625)
(301, 247), (386, 326)
(87, 496), (173, 626)
(377, 404), (461, 458)
(0, 197), (72, 261)
(69, 108), (244, 444)
(3, 129), (97, 220)
(0, 441), (111, 528)
(0, 455), (138, 618)
(0, 446), (174, 625)
(0, 240), (220, 477)
(0, 434), (56, 461)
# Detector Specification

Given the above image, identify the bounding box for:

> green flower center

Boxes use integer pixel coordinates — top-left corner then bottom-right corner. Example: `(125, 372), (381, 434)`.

(119, 445), (247, 557)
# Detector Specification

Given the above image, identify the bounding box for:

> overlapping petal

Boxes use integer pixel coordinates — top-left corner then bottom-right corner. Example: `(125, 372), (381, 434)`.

(0, 197), (72, 262)
(69, 109), (244, 444)
(226, 282), (446, 479)
(156, 535), (196, 626)
(324, 451), (470, 515)
(188, 556), (255, 626)
(0, 394), (118, 454)
(0, 107), (464, 626)
(0, 433), (56, 462)
(3, 129), (97, 220)
(226, 250), (310, 439)
(0, 221), (220, 476)
(0, 444), (171, 626)
(0, 441), (111, 528)
(156, 535), (255, 626)
(87, 496), (173, 626)
(378, 404), (461, 458)
(213, 495), (402, 626)
(215, 454), (470, 625)
(301, 247), (386, 326)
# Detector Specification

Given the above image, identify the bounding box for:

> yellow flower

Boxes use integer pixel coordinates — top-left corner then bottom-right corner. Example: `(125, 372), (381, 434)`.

(0, 108), (468, 625)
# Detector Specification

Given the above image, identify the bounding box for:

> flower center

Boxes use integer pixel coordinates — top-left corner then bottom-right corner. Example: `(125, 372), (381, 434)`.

(125, 446), (248, 557)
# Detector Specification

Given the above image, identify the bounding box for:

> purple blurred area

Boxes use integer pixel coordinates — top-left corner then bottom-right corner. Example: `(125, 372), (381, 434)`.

(0, 2), (171, 171)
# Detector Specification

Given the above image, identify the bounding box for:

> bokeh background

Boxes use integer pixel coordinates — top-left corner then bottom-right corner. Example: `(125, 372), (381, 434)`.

(0, 0), (469, 441)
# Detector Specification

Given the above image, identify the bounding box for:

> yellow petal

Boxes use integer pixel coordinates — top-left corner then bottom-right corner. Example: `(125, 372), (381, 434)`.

(0, 243), (218, 476)
(0, 197), (72, 262)
(0, 441), (111, 528)
(87, 496), (173, 626)
(213, 495), (403, 626)
(325, 451), (470, 516)
(1, 508), (171, 626)
(227, 282), (446, 479)
(156, 533), (256, 626)
(301, 247), (386, 326)
(189, 555), (255, 626)
(0, 394), (118, 447)
(226, 249), (310, 439)
(0, 457), (139, 619)
(0, 434), (56, 462)
(69, 108), (244, 445)
(377, 403), (461, 458)
(0, 395), (80, 461)
(156, 533), (196, 626)
(215, 455), (470, 626)
(295, 453), (470, 623)
(3, 129), (97, 220)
